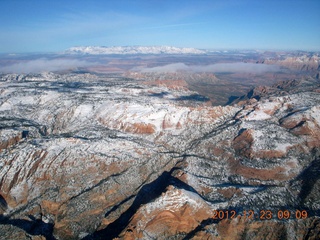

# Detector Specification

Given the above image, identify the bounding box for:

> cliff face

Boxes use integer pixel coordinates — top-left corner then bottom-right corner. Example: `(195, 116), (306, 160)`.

(0, 72), (319, 239)
(265, 55), (320, 72)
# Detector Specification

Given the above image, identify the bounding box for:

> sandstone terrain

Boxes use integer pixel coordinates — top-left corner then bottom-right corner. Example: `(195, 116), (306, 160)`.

(0, 51), (319, 239)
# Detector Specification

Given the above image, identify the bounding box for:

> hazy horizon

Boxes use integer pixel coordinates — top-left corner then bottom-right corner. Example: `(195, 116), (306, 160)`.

(2, 45), (320, 55)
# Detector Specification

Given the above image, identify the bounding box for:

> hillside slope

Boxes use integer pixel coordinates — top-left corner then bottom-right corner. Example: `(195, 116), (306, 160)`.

(0, 72), (319, 239)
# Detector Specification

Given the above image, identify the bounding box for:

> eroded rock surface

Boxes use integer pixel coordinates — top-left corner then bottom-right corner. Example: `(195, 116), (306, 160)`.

(0, 72), (319, 239)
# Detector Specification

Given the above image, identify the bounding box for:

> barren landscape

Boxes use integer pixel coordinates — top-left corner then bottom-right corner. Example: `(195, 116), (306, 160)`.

(0, 48), (319, 239)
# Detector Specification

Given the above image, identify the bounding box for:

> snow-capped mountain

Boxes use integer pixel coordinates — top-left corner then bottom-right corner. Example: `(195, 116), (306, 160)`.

(65, 45), (207, 55)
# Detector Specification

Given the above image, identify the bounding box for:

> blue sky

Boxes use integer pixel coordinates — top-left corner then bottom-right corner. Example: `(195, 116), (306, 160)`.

(0, 0), (319, 53)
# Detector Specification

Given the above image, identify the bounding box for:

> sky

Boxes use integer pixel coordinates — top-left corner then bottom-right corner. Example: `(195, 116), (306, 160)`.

(0, 0), (319, 53)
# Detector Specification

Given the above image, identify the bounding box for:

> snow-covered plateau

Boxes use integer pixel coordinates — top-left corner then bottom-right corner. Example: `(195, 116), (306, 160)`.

(0, 72), (319, 239)
(66, 45), (207, 55)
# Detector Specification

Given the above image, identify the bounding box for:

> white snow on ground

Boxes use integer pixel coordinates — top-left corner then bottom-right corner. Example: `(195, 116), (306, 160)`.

(6, 95), (37, 106)
(9, 183), (27, 204)
(0, 129), (21, 143)
(274, 142), (293, 152)
(95, 100), (234, 134)
(143, 187), (208, 215)
(40, 91), (61, 104)
(245, 100), (282, 121)
(0, 101), (11, 111)
(96, 101), (191, 132)
(310, 106), (320, 125)
(72, 104), (94, 120)
(246, 109), (271, 121)
(251, 128), (297, 153)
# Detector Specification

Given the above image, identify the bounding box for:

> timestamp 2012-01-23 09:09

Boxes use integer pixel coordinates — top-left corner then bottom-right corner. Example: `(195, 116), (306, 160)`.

(211, 209), (309, 220)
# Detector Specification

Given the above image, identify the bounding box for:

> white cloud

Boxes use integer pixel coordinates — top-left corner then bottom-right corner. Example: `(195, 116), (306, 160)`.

(137, 63), (189, 72)
(0, 58), (95, 73)
(135, 62), (281, 73)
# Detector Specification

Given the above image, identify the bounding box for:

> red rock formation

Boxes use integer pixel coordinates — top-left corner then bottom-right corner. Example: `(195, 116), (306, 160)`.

(0, 72), (319, 239)
(280, 106), (320, 149)
(118, 186), (214, 239)
(0, 131), (22, 151)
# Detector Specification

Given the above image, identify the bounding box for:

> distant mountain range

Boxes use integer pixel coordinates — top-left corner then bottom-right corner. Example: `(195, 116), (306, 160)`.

(66, 45), (207, 55)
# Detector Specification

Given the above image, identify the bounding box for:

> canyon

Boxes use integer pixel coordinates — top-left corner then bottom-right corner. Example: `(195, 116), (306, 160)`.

(0, 49), (319, 239)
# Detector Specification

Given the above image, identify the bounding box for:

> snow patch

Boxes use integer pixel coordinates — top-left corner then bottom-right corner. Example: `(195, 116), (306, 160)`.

(246, 110), (271, 121)
(142, 187), (207, 215)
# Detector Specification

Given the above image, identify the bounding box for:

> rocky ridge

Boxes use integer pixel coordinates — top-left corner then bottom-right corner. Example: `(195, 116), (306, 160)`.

(0, 72), (319, 239)
(261, 53), (320, 72)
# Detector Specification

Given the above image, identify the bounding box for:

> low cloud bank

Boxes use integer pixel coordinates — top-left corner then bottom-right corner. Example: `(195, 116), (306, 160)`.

(136, 62), (281, 73)
(0, 58), (95, 74)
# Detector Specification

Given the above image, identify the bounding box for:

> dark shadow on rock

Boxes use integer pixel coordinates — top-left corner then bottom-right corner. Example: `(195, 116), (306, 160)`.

(0, 194), (7, 212)
(226, 95), (240, 105)
(295, 158), (320, 204)
(104, 195), (135, 218)
(148, 91), (169, 98)
(0, 195), (55, 240)
(84, 170), (200, 240)
(22, 130), (29, 138)
(245, 88), (261, 101)
(175, 94), (210, 102)
(0, 213), (55, 240)
(303, 218), (320, 240)
(182, 217), (220, 240)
